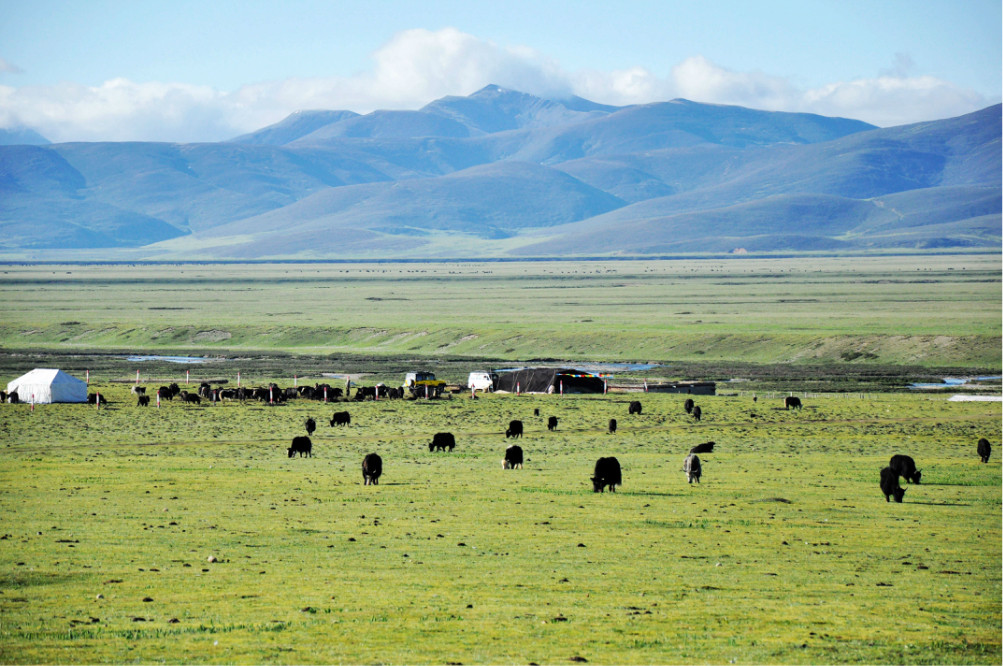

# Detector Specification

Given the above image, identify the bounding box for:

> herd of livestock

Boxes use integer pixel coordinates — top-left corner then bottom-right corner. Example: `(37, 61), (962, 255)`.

(6, 379), (993, 501)
(121, 381), (987, 501)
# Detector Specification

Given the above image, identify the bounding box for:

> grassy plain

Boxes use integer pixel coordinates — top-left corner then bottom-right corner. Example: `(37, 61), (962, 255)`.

(0, 254), (999, 368)
(0, 384), (1000, 664)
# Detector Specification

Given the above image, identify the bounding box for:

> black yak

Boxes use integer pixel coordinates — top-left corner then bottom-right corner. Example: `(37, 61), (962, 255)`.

(628, 401), (642, 415)
(288, 436), (312, 458)
(692, 405), (702, 421)
(889, 454), (921, 484)
(591, 457), (622, 493)
(362, 453), (382, 485)
(503, 445), (523, 469)
(683, 398), (694, 414)
(305, 417), (317, 436)
(506, 420), (523, 439)
(329, 411), (351, 427)
(608, 418), (617, 434)
(137, 395), (150, 407)
(689, 441), (715, 454)
(978, 438), (992, 463)
(880, 466), (905, 503)
(547, 416), (558, 431)
(785, 396), (802, 410)
(429, 432), (456, 452)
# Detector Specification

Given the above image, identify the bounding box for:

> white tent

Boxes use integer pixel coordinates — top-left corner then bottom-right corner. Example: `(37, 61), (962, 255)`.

(6, 368), (87, 403)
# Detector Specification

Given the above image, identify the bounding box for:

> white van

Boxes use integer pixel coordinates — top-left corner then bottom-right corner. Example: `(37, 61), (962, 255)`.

(467, 371), (498, 393)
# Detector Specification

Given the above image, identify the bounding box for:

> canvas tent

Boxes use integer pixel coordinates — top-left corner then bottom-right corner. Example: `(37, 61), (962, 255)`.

(6, 368), (87, 403)
(495, 368), (606, 394)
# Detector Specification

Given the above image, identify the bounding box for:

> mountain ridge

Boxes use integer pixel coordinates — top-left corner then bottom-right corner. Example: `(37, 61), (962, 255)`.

(0, 86), (998, 258)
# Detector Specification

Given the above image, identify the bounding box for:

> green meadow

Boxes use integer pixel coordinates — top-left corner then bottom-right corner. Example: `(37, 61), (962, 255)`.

(0, 385), (1000, 664)
(0, 255), (1000, 664)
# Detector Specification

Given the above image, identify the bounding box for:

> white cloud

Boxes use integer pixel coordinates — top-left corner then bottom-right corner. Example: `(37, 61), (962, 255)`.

(802, 74), (989, 127)
(0, 30), (994, 142)
(663, 55), (990, 127)
(669, 56), (798, 110)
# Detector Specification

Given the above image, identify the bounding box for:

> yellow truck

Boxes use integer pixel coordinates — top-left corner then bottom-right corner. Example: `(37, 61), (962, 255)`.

(402, 371), (447, 397)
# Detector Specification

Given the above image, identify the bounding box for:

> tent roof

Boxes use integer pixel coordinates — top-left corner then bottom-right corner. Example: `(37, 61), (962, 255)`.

(10, 368), (83, 385)
(7, 368), (88, 403)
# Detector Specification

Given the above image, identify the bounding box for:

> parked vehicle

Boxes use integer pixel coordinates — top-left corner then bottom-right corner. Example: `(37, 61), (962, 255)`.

(403, 371), (447, 397)
(467, 371), (498, 393)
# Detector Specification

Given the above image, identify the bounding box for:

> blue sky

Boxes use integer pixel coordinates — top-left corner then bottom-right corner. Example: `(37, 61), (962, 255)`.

(1, 0), (999, 142)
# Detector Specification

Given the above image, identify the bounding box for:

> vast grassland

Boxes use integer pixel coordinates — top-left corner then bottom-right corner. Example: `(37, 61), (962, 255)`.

(0, 254), (999, 368)
(1, 254), (1000, 663)
(0, 384), (1000, 664)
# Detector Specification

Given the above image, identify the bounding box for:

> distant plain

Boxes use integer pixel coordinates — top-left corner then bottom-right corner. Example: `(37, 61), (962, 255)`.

(0, 254), (999, 374)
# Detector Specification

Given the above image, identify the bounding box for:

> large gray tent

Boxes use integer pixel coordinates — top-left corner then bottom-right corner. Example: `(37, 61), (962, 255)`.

(494, 368), (605, 394)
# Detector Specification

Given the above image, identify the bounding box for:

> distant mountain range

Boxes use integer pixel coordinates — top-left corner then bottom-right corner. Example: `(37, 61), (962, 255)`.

(1, 85), (999, 258)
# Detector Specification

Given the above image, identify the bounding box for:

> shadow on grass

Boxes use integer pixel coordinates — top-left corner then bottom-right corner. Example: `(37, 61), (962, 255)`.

(920, 482), (982, 487)
(905, 501), (971, 507)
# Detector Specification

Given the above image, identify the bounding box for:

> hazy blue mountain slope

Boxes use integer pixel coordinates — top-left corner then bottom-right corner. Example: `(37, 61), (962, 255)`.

(0, 145), (86, 194)
(192, 161), (625, 248)
(0, 88), (998, 257)
(420, 85), (616, 134)
(512, 184), (1001, 256)
(493, 99), (876, 164)
(0, 127), (51, 146)
(1, 193), (184, 248)
(230, 110), (360, 145)
(293, 109), (474, 141)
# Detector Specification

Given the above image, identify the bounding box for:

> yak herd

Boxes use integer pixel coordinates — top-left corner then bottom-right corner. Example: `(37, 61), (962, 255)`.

(249, 390), (994, 499)
(11, 379), (991, 499)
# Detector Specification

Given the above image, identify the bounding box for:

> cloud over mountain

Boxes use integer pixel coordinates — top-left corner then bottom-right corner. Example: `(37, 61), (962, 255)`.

(0, 29), (995, 143)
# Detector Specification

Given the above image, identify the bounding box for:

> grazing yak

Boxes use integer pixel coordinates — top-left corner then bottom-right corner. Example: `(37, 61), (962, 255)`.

(329, 411), (351, 427)
(362, 453), (382, 485)
(628, 401), (642, 415)
(547, 416), (558, 431)
(429, 432), (456, 452)
(591, 457), (622, 493)
(689, 441), (715, 454)
(683, 398), (694, 414)
(785, 396), (803, 410)
(6, 391), (17, 404)
(305, 417), (317, 436)
(889, 454), (922, 484)
(158, 384), (180, 401)
(137, 395), (150, 407)
(288, 436), (313, 458)
(179, 391), (201, 404)
(692, 405), (702, 421)
(978, 438), (992, 463)
(683, 453), (702, 483)
(608, 418), (617, 434)
(503, 444), (523, 469)
(880, 466), (905, 503)
(131, 385), (146, 396)
(506, 420), (524, 439)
